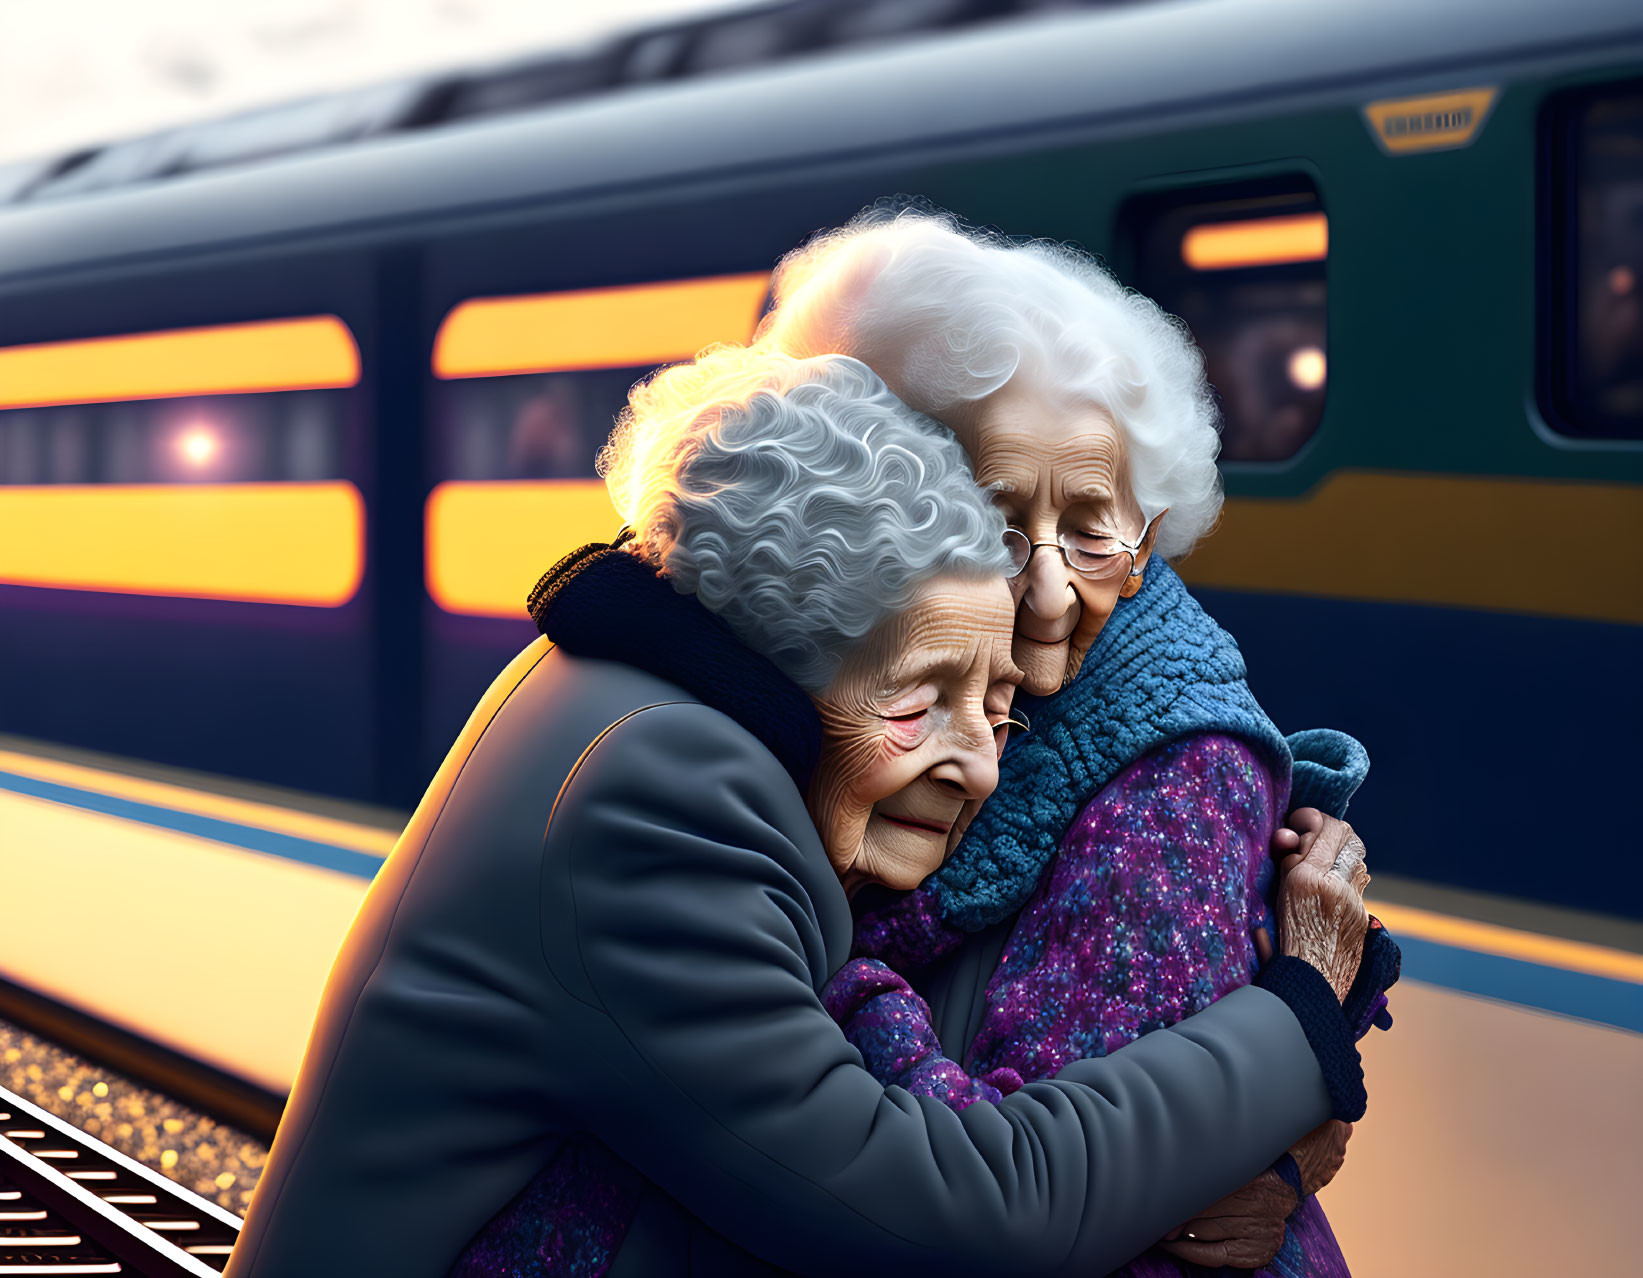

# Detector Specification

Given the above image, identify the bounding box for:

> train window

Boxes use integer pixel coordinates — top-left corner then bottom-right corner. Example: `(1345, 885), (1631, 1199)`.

(1123, 180), (1328, 463)
(0, 316), (358, 483)
(428, 274), (769, 618)
(0, 318), (363, 606)
(0, 392), (347, 484)
(1543, 84), (1643, 439)
(435, 369), (634, 483)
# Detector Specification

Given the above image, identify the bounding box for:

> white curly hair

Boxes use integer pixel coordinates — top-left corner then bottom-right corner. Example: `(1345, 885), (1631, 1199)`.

(598, 347), (1010, 692)
(754, 205), (1224, 559)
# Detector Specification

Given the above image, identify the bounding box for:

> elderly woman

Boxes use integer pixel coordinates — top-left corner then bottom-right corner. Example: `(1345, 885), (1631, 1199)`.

(226, 349), (1371, 1278)
(755, 210), (1399, 1275)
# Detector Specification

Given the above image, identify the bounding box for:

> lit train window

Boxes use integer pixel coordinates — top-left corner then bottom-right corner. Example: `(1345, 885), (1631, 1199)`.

(1124, 181), (1328, 463)
(435, 370), (633, 484)
(1544, 84), (1643, 439)
(428, 273), (769, 618)
(0, 392), (347, 485)
(0, 317), (365, 606)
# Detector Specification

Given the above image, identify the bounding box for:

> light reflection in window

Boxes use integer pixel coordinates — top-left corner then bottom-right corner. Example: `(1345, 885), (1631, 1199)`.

(0, 392), (347, 485)
(1126, 182), (1329, 464)
(437, 368), (641, 484)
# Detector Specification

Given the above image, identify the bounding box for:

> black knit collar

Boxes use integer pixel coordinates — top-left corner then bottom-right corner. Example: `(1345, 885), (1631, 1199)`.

(527, 540), (822, 792)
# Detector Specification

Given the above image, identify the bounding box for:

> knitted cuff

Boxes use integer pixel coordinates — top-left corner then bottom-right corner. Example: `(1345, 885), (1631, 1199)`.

(1285, 729), (1370, 818)
(820, 957), (921, 1023)
(904, 1055), (1005, 1112)
(1344, 922), (1402, 1040)
(1255, 956), (1367, 1122)
(1271, 1151), (1305, 1201)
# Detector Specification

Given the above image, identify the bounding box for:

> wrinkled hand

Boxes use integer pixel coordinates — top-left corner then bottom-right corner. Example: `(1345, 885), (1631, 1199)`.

(1292, 1119), (1352, 1195)
(1158, 1169), (1296, 1269)
(1273, 808), (1370, 1001)
(1157, 1121), (1351, 1268)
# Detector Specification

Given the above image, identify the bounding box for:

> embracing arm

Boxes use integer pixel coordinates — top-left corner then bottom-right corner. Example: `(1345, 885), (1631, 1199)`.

(540, 703), (1339, 1278)
(1167, 787), (1391, 1268)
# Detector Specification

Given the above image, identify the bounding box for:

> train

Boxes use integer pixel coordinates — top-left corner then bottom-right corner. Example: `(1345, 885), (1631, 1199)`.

(0, 0), (1640, 1103)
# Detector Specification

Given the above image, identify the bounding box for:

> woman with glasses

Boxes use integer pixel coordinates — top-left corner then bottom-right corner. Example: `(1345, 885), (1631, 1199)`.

(758, 207), (1399, 1276)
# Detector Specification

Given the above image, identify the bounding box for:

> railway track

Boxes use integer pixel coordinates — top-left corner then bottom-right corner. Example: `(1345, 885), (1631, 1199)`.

(0, 1083), (239, 1275)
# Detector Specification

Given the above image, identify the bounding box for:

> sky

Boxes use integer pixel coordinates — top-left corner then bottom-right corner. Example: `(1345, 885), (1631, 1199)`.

(0, 0), (736, 166)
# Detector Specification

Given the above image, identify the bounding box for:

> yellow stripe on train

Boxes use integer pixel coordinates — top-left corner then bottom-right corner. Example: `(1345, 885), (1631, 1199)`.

(425, 479), (621, 618)
(433, 273), (771, 379)
(0, 482), (366, 606)
(1179, 471), (1643, 627)
(0, 316), (359, 409)
(424, 471), (1643, 627)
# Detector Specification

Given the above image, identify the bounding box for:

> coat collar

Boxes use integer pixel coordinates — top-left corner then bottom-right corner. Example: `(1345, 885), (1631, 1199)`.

(528, 539), (822, 793)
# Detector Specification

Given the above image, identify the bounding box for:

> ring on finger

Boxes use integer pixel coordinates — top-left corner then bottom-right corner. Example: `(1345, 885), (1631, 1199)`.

(1332, 845), (1365, 874)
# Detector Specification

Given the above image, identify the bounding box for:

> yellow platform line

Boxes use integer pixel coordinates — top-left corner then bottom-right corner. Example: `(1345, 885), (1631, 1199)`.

(0, 790), (370, 1093)
(0, 749), (399, 858)
(1371, 901), (1643, 985)
(5, 755), (1639, 987)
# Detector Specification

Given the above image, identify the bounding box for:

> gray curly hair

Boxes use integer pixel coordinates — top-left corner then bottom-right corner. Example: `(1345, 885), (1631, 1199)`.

(755, 206), (1225, 560)
(598, 348), (1010, 692)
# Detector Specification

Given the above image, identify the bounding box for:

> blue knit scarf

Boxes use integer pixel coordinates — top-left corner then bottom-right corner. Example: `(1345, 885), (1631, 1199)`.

(928, 558), (1368, 933)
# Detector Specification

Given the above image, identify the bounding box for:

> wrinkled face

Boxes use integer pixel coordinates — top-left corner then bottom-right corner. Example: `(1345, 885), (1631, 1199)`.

(948, 379), (1157, 697)
(808, 574), (1021, 895)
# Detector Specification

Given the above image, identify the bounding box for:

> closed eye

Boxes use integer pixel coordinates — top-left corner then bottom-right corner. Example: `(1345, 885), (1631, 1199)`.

(880, 683), (938, 723)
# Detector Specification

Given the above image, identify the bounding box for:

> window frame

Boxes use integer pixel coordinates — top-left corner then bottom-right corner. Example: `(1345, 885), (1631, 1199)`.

(1116, 172), (1331, 470)
(1536, 78), (1643, 443)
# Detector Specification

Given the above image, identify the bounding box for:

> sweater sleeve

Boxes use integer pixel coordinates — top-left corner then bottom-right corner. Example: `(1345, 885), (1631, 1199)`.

(543, 704), (1335, 1278)
(821, 957), (1023, 1109)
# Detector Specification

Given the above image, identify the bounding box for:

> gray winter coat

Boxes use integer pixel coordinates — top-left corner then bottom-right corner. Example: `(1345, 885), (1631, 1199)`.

(225, 638), (1335, 1277)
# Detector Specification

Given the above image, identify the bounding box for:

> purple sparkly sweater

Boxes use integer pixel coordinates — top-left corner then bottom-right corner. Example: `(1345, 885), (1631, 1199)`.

(834, 733), (1351, 1278)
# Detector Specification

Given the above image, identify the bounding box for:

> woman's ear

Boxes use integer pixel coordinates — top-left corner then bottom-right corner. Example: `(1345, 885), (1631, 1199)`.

(1119, 508), (1167, 599)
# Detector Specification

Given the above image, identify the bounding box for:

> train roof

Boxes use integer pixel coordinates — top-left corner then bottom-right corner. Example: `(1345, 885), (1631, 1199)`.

(1, 0), (1640, 288)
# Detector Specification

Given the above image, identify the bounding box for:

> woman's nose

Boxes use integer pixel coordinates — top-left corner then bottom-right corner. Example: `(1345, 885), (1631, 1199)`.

(1020, 541), (1076, 621)
(930, 719), (1001, 802)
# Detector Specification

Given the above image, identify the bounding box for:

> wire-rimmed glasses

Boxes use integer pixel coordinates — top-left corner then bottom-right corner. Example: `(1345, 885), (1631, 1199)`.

(1001, 511), (1167, 583)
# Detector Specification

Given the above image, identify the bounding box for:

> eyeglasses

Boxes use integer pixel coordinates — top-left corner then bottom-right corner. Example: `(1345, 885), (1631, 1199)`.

(1001, 510), (1167, 583)
(997, 707), (1032, 736)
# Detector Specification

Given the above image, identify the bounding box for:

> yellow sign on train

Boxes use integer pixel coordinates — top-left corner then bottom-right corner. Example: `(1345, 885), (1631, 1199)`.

(1363, 86), (1498, 155)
